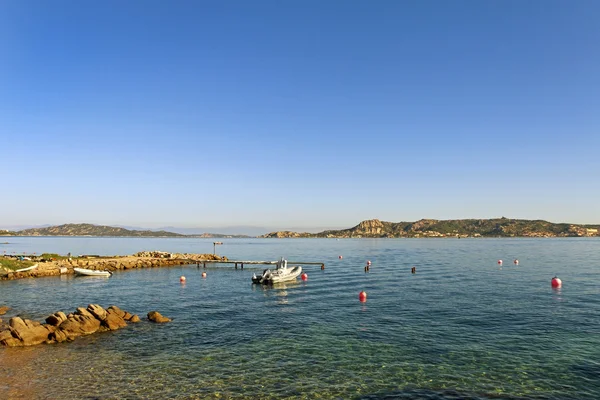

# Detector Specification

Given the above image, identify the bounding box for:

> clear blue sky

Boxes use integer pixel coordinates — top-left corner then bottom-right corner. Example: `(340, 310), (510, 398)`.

(1, 1), (599, 231)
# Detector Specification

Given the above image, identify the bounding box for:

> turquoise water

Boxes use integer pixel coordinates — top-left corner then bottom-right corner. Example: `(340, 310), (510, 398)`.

(1, 237), (599, 399)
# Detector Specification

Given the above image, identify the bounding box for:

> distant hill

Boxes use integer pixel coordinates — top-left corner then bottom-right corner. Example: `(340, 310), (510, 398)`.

(260, 218), (600, 238)
(15, 223), (186, 237)
(2, 219), (599, 238)
(0, 223), (253, 238)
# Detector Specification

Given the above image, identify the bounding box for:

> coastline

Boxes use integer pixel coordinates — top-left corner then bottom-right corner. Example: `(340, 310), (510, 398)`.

(0, 252), (226, 281)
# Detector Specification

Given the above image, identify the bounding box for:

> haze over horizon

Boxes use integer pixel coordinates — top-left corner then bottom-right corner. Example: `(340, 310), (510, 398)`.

(2, 1), (598, 228)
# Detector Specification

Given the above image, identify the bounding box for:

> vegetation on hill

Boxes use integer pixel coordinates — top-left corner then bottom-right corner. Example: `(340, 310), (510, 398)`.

(1, 224), (252, 238)
(2, 219), (599, 239)
(261, 218), (600, 238)
(16, 224), (186, 237)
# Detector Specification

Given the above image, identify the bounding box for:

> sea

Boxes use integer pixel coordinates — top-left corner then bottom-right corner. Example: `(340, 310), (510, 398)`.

(0, 237), (599, 400)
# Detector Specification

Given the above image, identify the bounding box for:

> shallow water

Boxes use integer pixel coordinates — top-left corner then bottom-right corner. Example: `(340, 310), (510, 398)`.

(1, 237), (599, 399)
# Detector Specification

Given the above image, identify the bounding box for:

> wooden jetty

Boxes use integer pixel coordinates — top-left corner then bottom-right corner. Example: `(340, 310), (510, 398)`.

(194, 260), (326, 270)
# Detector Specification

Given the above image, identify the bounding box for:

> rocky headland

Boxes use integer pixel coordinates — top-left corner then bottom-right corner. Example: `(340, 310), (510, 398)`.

(0, 304), (171, 347)
(0, 251), (227, 281)
(260, 218), (600, 238)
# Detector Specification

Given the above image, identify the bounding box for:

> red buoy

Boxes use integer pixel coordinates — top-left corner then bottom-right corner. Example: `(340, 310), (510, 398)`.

(180, 276), (186, 283)
(359, 291), (367, 302)
(201, 272), (207, 278)
(551, 276), (562, 288)
(513, 259), (519, 265)
(497, 259), (503, 265)
(339, 255), (343, 259)
(367, 260), (372, 265)
(301, 273), (308, 281)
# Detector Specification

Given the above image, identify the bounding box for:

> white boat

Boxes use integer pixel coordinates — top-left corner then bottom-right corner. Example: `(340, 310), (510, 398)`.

(74, 267), (112, 277)
(15, 263), (38, 273)
(252, 258), (302, 284)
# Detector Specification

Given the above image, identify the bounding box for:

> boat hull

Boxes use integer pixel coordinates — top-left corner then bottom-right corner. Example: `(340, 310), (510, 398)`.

(252, 266), (302, 284)
(74, 267), (112, 277)
(15, 264), (38, 273)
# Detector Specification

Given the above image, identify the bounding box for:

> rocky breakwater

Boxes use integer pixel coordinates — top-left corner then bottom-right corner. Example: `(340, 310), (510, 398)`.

(0, 251), (227, 281)
(0, 304), (172, 347)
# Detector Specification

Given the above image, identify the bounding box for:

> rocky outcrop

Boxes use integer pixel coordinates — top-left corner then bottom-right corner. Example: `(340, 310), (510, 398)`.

(0, 306), (10, 315)
(0, 304), (144, 347)
(354, 219), (385, 235)
(147, 311), (171, 323)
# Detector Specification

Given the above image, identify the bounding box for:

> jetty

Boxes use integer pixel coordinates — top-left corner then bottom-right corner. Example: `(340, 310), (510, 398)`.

(196, 259), (326, 270)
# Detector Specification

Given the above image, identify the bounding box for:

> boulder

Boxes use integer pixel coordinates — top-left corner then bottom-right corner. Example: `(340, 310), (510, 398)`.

(4, 317), (55, 346)
(58, 313), (101, 336)
(107, 305), (126, 318)
(75, 307), (95, 319)
(102, 308), (127, 331)
(0, 306), (10, 315)
(0, 329), (13, 342)
(48, 329), (75, 344)
(130, 315), (140, 323)
(87, 304), (107, 321)
(147, 311), (171, 323)
(9, 316), (27, 330)
(45, 311), (67, 326)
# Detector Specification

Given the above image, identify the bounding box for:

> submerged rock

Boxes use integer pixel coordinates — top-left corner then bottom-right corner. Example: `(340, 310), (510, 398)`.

(147, 311), (171, 323)
(0, 306), (10, 315)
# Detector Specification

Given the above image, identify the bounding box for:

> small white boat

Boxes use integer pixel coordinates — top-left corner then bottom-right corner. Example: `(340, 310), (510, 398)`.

(15, 263), (38, 273)
(252, 258), (302, 284)
(74, 267), (112, 277)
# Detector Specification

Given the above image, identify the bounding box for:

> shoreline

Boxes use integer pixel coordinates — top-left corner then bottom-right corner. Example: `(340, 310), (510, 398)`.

(0, 251), (226, 281)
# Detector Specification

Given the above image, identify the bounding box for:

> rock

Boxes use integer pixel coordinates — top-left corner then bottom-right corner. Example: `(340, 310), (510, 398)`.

(4, 317), (55, 346)
(107, 305), (126, 318)
(0, 306), (10, 315)
(45, 311), (67, 326)
(122, 311), (133, 320)
(87, 304), (107, 321)
(9, 316), (27, 330)
(48, 329), (75, 344)
(130, 315), (140, 323)
(75, 307), (95, 319)
(102, 308), (127, 331)
(147, 311), (171, 323)
(0, 329), (13, 342)
(57, 313), (101, 336)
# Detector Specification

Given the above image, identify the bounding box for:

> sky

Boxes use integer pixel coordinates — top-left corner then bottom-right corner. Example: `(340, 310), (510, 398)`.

(1, 0), (599, 232)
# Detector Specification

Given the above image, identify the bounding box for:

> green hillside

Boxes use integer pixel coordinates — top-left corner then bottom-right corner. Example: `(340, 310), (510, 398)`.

(262, 218), (600, 238)
(16, 223), (185, 237)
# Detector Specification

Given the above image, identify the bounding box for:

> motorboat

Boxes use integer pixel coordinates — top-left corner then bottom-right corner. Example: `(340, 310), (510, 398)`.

(74, 267), (112, 277)
(252, 258), (302, 284)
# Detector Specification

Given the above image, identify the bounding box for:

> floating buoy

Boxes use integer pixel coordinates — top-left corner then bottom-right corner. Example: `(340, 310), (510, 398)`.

(201, 272), (207, 278)
(513, 259), (519, 265)
(179, 276), (186, 283)
(359, 291), (367, 302)
(367, 260), (372, 265)
(551, 276), (562, 288)
(497, 260), (503, 265)
(411, 266), (416, 274)
(339, 255), (343, 259)
(301, 273), (308, 281)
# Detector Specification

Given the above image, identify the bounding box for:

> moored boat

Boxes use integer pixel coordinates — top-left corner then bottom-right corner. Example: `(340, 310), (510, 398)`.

(15, 263), (38, 273)
(252, 258), (302, 284)
(74, 267), (112, 277)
